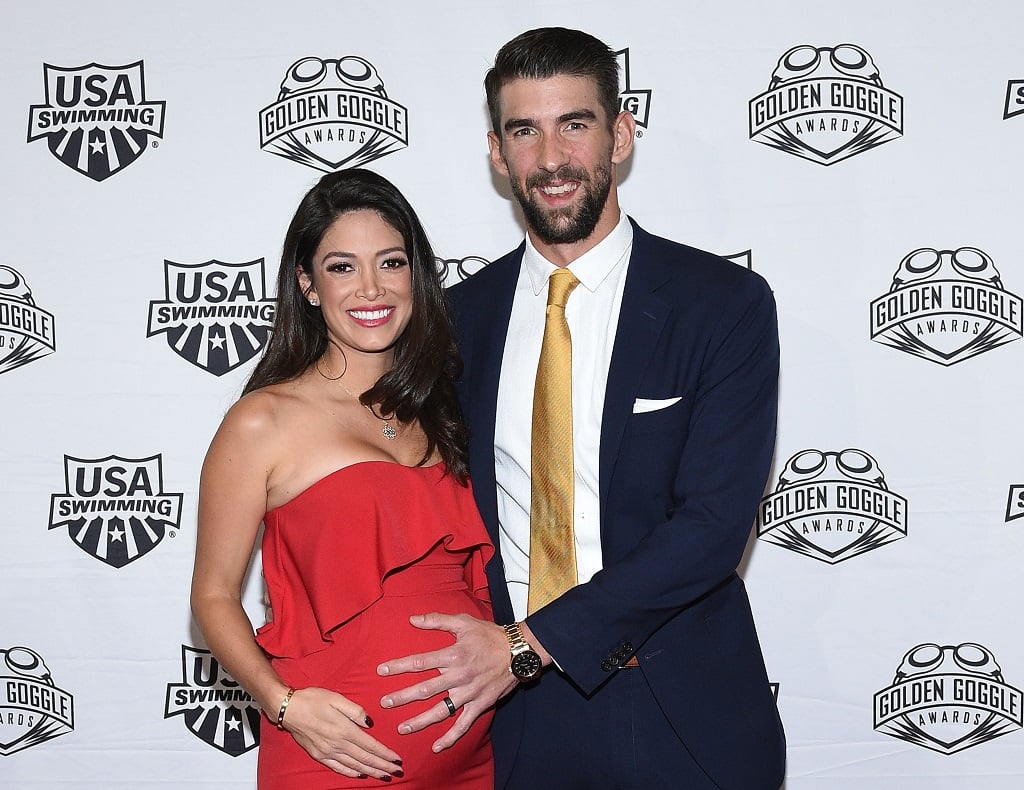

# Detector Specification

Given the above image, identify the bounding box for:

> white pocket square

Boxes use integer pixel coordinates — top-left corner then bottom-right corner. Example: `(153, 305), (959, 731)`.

(632, 396), (682, 414)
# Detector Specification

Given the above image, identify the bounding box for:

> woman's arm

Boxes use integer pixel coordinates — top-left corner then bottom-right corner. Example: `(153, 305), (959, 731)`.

(190, 393), (403, 780)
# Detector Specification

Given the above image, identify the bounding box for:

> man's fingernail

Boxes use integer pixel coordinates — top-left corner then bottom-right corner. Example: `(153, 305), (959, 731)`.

(398, 723), (412, 735)
(410, 614), (424, 624)
(364, 715), (374, 728)
(381, 696), (393, 708)
(378, 664), (390, 676)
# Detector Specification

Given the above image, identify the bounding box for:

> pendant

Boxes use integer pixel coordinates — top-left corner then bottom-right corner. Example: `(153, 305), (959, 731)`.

(381, 422), (398, 440)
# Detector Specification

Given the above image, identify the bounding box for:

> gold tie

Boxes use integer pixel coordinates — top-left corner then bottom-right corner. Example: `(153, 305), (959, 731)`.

(528, 268), (581, 614)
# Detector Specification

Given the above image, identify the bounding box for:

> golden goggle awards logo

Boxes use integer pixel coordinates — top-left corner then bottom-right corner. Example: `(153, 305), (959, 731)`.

(757, 448), (907, 564)
(1007, 485), (1024, 523)
(874, 642), (1023, 754)
(749, 44), (902, 165)
(27, 61), (165, 181)
(870, 247), (1023, 365)
(0, 646), (74, 756)
(259, 55), (408, 172)
(1004, 79), (1024, 120)
(615, 48), (651, 133)
(164, 646), (260, 756)
(0, 265), (55, 375)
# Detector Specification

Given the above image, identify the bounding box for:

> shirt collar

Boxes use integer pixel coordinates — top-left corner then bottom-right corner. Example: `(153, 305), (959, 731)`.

(523, 211), (633, 296)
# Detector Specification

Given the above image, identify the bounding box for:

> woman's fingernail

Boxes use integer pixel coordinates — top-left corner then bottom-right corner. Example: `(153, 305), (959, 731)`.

(392, 759), (403, 766)
(364, 715), (374, 728)
(393, 770), (405, 778)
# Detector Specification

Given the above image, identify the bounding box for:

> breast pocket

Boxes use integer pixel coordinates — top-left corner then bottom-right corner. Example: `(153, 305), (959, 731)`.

(625, 393), (690, 437)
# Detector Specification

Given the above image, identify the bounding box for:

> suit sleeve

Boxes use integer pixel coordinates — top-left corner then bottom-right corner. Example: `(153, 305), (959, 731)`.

(524, 272), (780, 694)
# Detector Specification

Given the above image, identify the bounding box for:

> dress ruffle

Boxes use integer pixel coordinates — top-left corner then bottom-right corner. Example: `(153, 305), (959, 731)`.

(255, 461), (492, 660)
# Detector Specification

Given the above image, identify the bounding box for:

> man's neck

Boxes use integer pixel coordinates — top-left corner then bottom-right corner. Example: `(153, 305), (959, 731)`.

(527, 196), (623, 268)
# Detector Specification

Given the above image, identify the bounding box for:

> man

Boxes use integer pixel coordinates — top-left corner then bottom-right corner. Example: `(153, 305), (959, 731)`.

(378, 27), (786, 788)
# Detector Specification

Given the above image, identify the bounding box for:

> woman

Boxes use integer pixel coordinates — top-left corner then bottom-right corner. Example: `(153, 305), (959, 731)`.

(190, 169), (494, 788)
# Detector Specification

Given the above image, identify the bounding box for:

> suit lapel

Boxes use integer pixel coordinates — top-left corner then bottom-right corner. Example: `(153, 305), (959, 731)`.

(460, 247), (523, 624)
(599, 222), (673, 525)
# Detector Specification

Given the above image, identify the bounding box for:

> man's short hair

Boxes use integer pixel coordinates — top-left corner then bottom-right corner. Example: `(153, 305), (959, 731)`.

(485, 27), (620, 133)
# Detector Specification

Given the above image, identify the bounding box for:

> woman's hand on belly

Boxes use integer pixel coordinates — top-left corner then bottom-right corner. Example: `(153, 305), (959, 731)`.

(282, 687), (405, 781)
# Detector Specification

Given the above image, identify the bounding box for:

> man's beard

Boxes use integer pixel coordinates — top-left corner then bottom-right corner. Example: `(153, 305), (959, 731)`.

(510, 163), (612, 245)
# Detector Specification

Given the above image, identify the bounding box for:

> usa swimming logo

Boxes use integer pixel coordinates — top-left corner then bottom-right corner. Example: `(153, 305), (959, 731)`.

(48, 455), (183, 568)
(27, 61), (165, 181)
(749, 44), (903, 165)
(259, 55), (408, 172)
(0, 645), (74, 756)
(870, 247), (1023, 365)
(874, 642), (1023, 754)
(757, 448), (907, 563)
(147, 259), (275, 376)
(164, 646), (260, 756)
(0, 265), (55, 375)
(616, 49), (651, 135)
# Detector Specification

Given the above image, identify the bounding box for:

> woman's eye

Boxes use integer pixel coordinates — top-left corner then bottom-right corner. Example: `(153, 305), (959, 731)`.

(382, 257), (408, 269)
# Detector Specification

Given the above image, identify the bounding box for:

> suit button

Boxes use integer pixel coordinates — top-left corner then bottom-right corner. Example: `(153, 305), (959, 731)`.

(623, 642), (633, 653)
(600, 659), (612, 672)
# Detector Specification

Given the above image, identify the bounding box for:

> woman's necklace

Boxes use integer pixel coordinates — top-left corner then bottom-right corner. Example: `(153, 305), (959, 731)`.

(315, 357), (399, 440)
(340, 382), (399, 440)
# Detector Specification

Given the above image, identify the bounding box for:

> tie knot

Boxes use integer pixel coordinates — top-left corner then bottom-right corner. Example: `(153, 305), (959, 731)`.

(546, 268), (580, 309)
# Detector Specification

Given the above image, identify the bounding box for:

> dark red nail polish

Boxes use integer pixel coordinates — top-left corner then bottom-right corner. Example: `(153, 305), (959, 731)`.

(392, 759), (403, 766)
(381, 775), (392, 783)
(364, 715), (374, 728)
(393, 770), (404, 778)
(357, 774), (367, 779)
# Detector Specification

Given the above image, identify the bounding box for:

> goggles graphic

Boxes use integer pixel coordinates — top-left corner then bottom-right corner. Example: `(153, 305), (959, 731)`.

(279, 56), (385, 97)
(770, 44), (880, 86)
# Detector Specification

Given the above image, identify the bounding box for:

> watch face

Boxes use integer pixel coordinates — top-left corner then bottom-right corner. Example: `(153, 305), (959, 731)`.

(511, 650), (542, 680)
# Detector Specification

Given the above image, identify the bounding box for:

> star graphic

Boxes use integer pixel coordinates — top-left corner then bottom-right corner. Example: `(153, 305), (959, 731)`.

(89, 135), (106, 155)
(225, 714), (242, 732)
(108, 519), (126, 543)
(209, 332), (226, 350)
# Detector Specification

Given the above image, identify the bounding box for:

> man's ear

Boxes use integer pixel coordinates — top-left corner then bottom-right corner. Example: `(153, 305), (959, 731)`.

(487, 131), (510, 177)
(611, 110), (636, 165)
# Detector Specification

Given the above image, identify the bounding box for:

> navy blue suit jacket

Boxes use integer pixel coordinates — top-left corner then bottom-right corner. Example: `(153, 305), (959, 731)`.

(447, 220), (786, 789)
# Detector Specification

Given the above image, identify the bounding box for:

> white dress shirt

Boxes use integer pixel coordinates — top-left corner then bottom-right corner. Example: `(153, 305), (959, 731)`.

(494, 212), (634, 621)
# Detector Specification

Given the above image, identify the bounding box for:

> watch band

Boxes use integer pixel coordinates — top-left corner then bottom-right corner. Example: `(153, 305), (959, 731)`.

(503, 622), (530, 653)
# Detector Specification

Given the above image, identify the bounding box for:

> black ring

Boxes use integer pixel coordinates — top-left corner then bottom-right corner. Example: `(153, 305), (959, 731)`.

(443, 696), (457, 717)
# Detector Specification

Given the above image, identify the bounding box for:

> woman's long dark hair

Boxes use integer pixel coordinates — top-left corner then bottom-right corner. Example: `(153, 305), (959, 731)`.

(244, 168), (469, 482)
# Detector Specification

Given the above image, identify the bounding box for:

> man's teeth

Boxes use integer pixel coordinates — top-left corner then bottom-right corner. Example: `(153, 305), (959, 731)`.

(350, 309), (390, 320)
(541, 183), (576, 195)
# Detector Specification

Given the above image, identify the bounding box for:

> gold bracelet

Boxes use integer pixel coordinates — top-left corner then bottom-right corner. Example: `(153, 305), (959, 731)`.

(275, 687), (296, 730)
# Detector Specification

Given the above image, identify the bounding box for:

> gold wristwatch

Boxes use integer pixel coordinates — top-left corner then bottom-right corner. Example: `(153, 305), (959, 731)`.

(504, 622), (542, 682)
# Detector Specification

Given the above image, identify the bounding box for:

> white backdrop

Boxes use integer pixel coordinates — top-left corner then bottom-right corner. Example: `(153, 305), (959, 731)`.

(3, 1), (1023, 787)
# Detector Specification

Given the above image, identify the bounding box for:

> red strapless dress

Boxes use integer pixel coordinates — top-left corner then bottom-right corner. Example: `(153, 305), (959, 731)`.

(254, 461), (494, 789)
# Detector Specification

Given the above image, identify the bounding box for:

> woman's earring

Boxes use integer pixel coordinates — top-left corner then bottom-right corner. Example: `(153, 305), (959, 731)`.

(309, 297), (319, 307)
